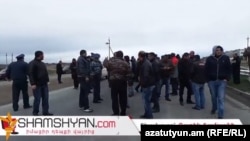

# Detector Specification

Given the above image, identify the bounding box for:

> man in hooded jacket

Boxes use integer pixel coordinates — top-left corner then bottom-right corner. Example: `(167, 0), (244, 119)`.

(205, 45), (231, 119)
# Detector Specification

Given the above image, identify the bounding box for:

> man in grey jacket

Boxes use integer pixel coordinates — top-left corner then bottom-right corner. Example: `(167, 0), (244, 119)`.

(77, 50), (93, 113)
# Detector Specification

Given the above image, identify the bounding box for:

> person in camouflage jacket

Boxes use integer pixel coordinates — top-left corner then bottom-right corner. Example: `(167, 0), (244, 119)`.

(103, 51), (131, 116)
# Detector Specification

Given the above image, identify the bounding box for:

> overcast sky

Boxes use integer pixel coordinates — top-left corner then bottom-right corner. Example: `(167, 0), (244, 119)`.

(0, 0), (250, 64)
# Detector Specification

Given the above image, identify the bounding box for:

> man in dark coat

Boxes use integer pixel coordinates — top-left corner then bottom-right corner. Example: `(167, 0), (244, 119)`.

(205, 46), (231, 119)
(77, 50), (93, 113)
(56, 60), (63, 84)
(6, 54), (32, 111)
(70, 58), (79, 89)
(231, 53), (241, 84)
(29, 51), (53, 116)
(138, 51), (156, 118)
(178, 52), (194, 106)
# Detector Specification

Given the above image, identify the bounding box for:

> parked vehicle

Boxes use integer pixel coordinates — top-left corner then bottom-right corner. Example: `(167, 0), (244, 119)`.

(102, 68), (108, 80)
(62, 65), (108, 80)
(0, 68), (7, 80)
(62, 65), (71, 74)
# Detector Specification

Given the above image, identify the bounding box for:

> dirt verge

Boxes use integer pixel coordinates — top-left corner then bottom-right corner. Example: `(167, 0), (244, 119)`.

(0, 74), (74, 106)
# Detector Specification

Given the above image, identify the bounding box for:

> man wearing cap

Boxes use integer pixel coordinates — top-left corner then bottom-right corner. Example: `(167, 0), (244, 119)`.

(6, 54), (32, 112)
(90, 53), (103, 103)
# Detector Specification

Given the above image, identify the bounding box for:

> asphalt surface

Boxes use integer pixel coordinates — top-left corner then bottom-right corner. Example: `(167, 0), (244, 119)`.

(0, 80), (250, 141)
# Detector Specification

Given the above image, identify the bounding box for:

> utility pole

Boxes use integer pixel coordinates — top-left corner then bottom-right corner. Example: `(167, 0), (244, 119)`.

(247, 36), (249, 47)
(11, 53), (13, 62)
(5, 53), (7, 65)
(106, 38), (113, 59)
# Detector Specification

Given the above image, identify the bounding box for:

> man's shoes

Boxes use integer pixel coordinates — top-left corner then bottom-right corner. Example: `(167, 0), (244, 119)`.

(83, 108), (93, 113)
(98, 98), (103, 101)
(120, 112), (126, 116)
(43, 112), (53, 116)
(180, 101), (184, 106)
(140, 115), (153, 119)
(192, 106), (200, 110)
(135, 88), (139, 93)
(152, 109), (160, 113)
(140, 115), (146, 118)
(171, 93), (178, 96)
(165, 98), (171, 101)
(33, 113), (39, 116)
(24, 105), (32, 109)
(187, 101), (195, 104)
(211, 110), (216, 114)
(13, 109), (18, 112)
(128, 94), (134, 97)
(93, 101), (101, 103)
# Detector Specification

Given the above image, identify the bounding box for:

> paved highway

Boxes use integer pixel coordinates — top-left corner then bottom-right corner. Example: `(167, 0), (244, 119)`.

(0, 80), (250, 141)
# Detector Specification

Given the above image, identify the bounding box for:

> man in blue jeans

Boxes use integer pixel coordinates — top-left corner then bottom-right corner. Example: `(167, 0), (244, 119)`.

(205, 46), (231, 119)
(29, 51), (53, 116)
(138, 51), (156, 119)
(77, 50), (93, 113)
(190, 55), (206, 110)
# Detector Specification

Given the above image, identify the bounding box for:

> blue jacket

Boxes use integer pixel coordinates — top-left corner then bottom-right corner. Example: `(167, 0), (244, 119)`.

(6, 60), (29, 81)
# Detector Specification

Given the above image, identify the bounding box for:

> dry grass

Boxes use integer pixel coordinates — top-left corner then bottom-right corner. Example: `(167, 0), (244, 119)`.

(228, 75), (250, 93)
(0, 74), (74, 106)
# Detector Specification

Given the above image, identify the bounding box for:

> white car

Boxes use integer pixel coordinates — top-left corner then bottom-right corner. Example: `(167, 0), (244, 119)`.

(62, 65), (108, 79)
(62, 65), (71, 74)
(102, 68), (108, 80)
(0, 68), (7, 80)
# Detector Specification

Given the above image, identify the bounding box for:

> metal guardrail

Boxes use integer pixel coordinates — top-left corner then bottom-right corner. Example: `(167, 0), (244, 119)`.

(240, 69), (249, 76)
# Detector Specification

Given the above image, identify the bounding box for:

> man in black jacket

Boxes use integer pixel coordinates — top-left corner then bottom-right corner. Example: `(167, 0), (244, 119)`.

(70, 58), (79, 89)
(29, 51), (53, 116)
(148, 52), (161, 113)
(56, 60), (63, 84)
(138, 51), (155, 118)
(205, 46), (231, 119)
(178, 53), (194, 106)
(190, 55), (206, 110)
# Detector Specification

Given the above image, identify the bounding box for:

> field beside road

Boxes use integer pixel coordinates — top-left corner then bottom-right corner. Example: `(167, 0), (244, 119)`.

(0, 74), (74, 106)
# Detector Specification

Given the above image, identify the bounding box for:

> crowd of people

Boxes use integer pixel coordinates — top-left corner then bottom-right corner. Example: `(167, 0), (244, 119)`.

(5, 45), (242, 119)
